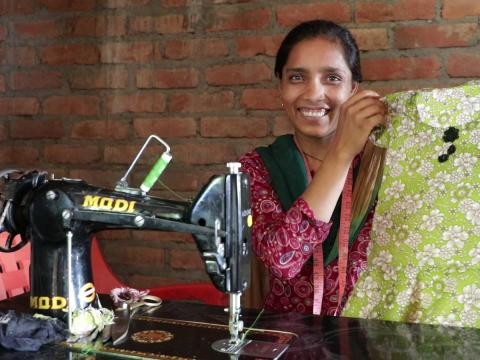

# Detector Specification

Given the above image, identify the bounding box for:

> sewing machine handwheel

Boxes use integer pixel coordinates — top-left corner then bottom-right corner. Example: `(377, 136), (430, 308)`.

(0, 232), (28, 253)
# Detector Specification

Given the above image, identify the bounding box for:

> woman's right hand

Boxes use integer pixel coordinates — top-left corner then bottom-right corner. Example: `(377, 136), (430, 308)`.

(329, 89), (386, 161)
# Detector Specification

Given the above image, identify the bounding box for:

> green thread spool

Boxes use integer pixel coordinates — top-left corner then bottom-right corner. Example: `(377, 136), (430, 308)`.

(140, 152), (172, 193)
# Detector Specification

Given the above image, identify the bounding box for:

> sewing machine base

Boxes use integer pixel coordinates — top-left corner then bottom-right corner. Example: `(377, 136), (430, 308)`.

(211, 338), (289, 359)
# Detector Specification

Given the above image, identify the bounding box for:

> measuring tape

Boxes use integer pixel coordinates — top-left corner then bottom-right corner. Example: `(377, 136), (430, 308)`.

(313, 165), (353, 315)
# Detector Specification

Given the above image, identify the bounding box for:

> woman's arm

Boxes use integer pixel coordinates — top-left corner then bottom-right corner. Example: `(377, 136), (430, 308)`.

(240, 151), (332, 280)
(303, 90), (386, 221)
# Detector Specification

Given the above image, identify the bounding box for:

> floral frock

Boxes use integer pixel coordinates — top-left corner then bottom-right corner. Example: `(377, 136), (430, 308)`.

(343, 81), (480, 327)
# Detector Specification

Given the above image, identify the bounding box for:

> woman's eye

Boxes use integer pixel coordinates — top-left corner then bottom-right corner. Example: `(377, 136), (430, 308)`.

(289, 74), (304, 82)
(326, 75), (342, 82)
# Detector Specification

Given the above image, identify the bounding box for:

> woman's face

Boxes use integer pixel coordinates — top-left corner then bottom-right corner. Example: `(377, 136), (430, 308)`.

(279, 37), (358, 140)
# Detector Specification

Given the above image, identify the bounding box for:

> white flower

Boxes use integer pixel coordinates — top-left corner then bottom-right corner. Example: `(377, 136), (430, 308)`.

(462, 200), (480, 226)
(442, 225), (468, 249)
(435, 313), (461, 327)
(383, 180), (405, 199)
(372, 250), (392, 269)
(420, 209), (444, 231)
(468, 244), (480, 265)
(454, 153), (477, 174)
(457, 285), (480, 310)
(69, 306), (115, 339)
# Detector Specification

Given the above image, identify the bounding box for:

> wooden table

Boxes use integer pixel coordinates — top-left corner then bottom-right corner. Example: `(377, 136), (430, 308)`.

(0, 294), (479, 359)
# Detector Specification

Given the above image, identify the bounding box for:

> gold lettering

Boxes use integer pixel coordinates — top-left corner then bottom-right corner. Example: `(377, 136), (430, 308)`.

(51, 296), (67, 310)
(112, 199), (129, 212)
(127, 201), (136, 213)
(82, 195), (100, 208)
(83, 195), (136, 213)
(30, 296), (38, 308)
(99, 197), (114, 210)
(38, 297), (50, 310)
(80, 282), (96, 303)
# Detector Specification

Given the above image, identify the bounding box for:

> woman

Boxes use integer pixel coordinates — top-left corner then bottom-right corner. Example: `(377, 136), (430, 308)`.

(239, 19), (386, 315)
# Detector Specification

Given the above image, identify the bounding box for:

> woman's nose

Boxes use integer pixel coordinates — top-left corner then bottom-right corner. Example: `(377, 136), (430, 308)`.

(304, 79), (325, 100)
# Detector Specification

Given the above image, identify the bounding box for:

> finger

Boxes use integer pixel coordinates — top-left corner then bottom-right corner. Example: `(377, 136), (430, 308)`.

(346, 90), (381, 107)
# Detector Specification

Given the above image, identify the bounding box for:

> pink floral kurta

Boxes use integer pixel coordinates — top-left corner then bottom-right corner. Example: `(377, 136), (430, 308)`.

(240, 150), (373, 315)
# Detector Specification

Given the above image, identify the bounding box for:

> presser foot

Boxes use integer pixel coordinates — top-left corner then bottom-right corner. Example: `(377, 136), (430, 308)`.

(212, 338), (289, 359)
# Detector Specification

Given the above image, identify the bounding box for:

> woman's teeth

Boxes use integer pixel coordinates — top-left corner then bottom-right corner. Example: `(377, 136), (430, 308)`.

(301, 108), (328, 117)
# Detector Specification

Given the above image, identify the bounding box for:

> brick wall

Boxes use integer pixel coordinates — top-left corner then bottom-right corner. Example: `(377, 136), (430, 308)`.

(1, 0), (479, 288)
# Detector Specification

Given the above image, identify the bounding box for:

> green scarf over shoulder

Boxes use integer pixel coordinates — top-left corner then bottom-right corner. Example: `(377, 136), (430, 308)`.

(256, 134), (362, 265)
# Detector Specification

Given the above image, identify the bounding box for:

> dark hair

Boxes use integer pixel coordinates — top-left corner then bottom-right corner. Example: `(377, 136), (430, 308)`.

(274, 19), (362, 82)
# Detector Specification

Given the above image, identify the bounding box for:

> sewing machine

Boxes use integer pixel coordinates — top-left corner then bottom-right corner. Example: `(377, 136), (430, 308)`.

(0, 132), (290, 357)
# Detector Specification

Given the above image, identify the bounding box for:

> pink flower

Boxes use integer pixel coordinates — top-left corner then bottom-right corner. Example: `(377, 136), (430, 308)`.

(110, 287), (149, 307)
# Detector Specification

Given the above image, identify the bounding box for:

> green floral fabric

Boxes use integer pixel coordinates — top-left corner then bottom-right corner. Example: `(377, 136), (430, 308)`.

(343, 81), (480, 327)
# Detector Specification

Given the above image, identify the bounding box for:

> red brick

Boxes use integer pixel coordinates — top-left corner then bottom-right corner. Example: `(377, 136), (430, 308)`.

(105, 143), (168, 166)
(207, 8), (270, 32)
(241, 88), (282, 110)
(170, 249), (203, 270)
(11, 119), (64, 139)
(106, 93), (166, 114)
(206, 0), (255, 3)
(69, 67), (128, 89)
(43, 96), (100, 115)
(38, 0), (95, 11)
(161, 0), (187, 6)
(136, 68), (198, 89)
(0, 146), (38, 165)
(0, 25), (5, 41)
(134, 117), (196, 138)
(7, 47), (36, 66)
(14, 20), (59, 38)
(71, 119), (130, 140)
(0, 122), (6, 140)
(160, 171), (199, 192)
(447, 53), (480, 77)
(69, 169), (125, 188)
(362, 57), (440, 81)
(11, 70), (63, 90)
(236, 35), (282, 57)
(443, 0), (480, 19)
(66, 16), (126, 37)
(395, 24), (477, 49)
(350, 28), (389, 51)
(44, 144), (101, 164)
(100, 42), (153, 63)
(356, 0), (435, 22)
(0, 0), (34, 15)
(101, 0), (151, 8)
(277, 3), (351, 27)
(164, 38), (228, 60)
(129, 16), (153, 33)
(273, 115), (294, 136)
(201, 117), (268, 138)
(168, 91), (234, 112)
(40, 44), (98, 64)
(130, 15), (191, 34)
(154, 15), (188, 34)
(172, 143), (237, 165)
(0, 75), (5, 92)
(205, 63), (271, 86)
(0, 97), (39, 115)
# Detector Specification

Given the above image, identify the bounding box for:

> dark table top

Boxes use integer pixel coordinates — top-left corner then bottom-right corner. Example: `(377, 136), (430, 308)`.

(1, 294), (480, 359)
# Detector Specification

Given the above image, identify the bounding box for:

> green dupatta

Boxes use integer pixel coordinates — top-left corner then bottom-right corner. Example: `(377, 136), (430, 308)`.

(256, 134), (375, 265)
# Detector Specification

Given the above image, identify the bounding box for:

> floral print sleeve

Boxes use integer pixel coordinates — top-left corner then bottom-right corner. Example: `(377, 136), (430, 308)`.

(239, 150), (333, 280)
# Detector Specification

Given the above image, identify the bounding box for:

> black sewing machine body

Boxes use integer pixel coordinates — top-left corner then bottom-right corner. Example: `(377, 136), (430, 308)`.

(0, 170), (251, 319)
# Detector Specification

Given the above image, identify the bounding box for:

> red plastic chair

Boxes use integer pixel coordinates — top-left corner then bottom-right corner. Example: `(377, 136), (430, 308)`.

(0, 233), (30, 300)
(91, 237), (228, 306)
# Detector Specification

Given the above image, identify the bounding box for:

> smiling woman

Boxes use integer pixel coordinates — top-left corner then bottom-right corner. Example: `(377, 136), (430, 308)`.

(239, 19), (386, 316)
